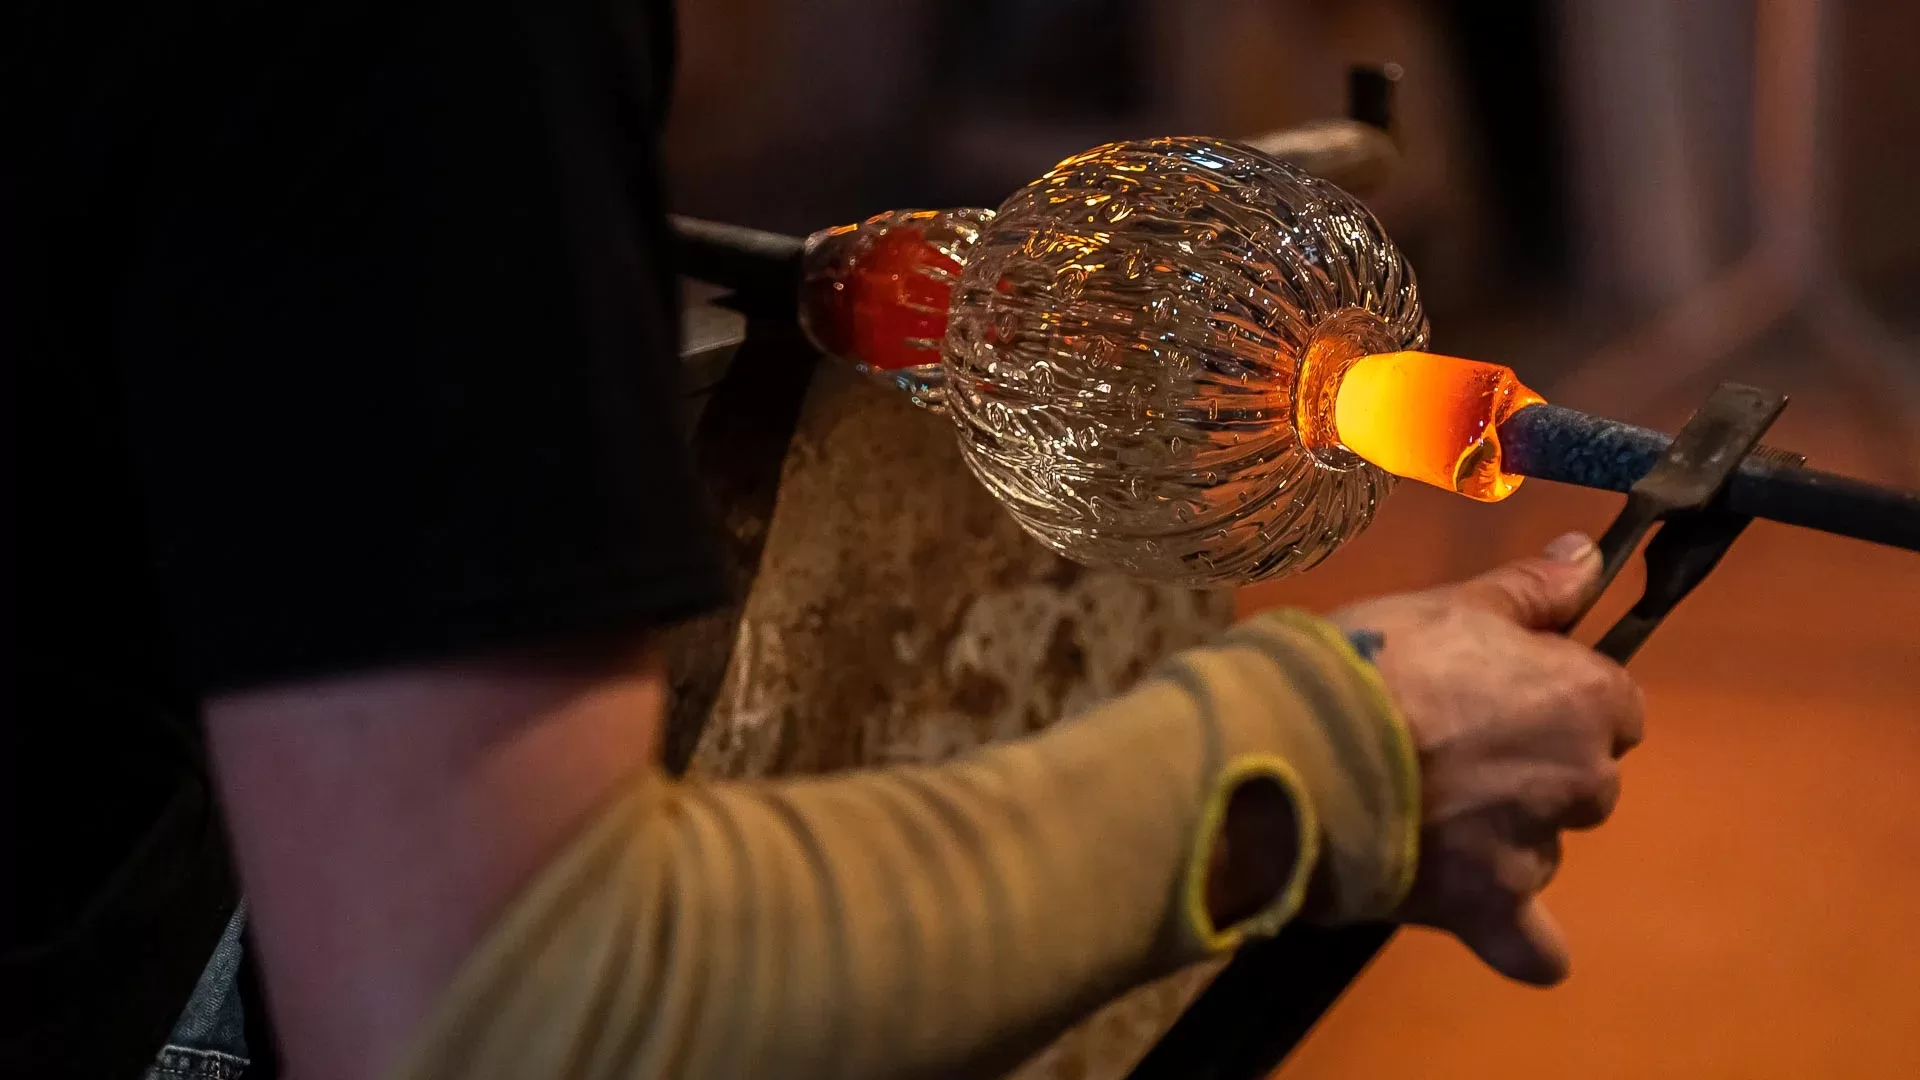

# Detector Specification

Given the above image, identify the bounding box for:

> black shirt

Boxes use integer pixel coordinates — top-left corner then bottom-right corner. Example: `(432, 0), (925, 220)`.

(2, 1), (722, 1074)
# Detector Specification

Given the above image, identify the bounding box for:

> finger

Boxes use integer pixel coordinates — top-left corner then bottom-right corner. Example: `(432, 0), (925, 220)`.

(1559, 764), (1623, 830)
(1548, 648), (1645, 761)
(1454, 532), (1603, 631)
(1576, 657), (1647, 759)
(1537, 835), (1564, 890)
(1461, 898), (1572, 987)
(1491, 827), (1564, 893)
(1501, 834), (1564, 894)
(1613, 676), (1648, 757)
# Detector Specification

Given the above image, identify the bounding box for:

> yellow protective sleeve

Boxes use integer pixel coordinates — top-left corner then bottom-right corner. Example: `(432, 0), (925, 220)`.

(390, 609), (1418, 1080)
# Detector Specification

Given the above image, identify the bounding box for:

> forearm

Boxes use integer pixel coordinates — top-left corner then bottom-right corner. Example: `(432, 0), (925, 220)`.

(206, 641), (675, 1080)
(393, 610), (1418, 1080)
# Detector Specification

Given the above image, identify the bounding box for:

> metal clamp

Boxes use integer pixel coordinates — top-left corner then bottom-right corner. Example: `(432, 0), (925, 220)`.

(1564, 382), (1795, 662)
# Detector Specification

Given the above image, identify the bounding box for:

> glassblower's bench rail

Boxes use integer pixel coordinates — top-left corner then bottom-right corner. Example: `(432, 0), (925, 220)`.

(669, 67), (1920, 1080)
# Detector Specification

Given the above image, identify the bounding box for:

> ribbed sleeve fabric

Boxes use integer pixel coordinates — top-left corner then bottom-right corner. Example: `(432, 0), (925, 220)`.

(391, 609), (1418, 1080)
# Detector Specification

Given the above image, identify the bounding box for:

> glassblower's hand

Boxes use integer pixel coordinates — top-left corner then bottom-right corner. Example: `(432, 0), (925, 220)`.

(1331, 532), (1645, 986)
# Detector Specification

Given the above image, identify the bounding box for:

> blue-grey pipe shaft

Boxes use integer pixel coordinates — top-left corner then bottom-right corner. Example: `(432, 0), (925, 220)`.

(1498, 404), (1920, 553)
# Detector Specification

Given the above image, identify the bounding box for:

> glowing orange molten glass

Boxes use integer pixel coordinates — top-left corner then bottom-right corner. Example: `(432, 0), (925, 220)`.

(1333, 351), (1546, 502)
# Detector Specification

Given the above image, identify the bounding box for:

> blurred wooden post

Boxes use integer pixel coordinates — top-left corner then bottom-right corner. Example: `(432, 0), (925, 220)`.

(1554, 0), (1920, 482)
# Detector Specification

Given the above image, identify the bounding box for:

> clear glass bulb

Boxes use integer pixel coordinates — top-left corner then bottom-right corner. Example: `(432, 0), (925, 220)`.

(789, 139), (1549, 585)
(940, 137), (1429, 586)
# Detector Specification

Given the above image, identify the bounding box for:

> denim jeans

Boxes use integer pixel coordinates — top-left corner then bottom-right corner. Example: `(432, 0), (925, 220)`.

(144, 901), (251, 1080)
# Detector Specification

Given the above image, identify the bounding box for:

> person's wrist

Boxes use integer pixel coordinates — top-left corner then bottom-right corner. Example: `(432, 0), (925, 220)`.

(1223, 609), (1423, 923)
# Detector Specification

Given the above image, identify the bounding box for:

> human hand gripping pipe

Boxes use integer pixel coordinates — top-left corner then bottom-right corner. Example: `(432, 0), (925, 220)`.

(669, 136), (1920, 1080)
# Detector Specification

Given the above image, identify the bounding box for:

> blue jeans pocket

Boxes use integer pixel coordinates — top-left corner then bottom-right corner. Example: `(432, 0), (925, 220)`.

(145, 1046), (250, 1080)
(144, 902), (252, 1080)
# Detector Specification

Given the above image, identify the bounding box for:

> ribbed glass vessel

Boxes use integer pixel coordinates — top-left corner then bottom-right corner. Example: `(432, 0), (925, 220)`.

(942, 137), (1429, 585)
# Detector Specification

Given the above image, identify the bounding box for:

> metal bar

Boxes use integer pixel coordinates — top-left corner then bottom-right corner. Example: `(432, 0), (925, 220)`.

(669, 216), (805, 312)
(1499, 403), (1920, 553)
(1728, 463), (1920, 552)
(1122, 924), (1393, 1080)
(1240, 119), (1400, 196)
(1241, 63), (1403, 195)
(678, 285), (749, 434)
